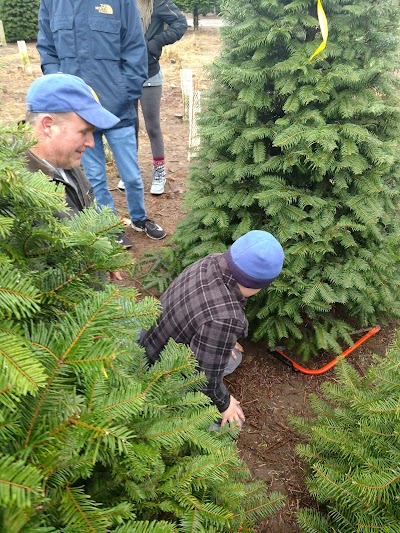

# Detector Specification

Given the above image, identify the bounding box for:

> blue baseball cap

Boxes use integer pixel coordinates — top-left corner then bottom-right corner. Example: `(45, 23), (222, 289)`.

(26, 73), (120, 130)
(224, 230), (284, 289)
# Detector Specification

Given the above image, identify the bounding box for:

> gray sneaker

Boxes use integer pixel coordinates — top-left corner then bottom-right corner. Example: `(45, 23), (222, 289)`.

(116, 232), (132, 249)
(150, 166), (166, 195)
(131, 218), (166, 240)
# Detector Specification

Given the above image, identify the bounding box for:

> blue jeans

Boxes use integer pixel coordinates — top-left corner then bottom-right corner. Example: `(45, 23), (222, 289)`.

(81, 126), (146, 222)
(223, 348), (243, 377)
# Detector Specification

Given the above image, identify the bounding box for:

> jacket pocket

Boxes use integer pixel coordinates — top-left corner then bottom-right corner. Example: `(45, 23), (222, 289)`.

(88, 16), (121, 59)
(50, 16), (76, 58)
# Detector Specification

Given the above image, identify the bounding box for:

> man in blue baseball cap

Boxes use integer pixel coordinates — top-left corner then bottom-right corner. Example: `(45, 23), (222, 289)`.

(26, 73), (121, 132)
(26, 73), (119, 177)
(24, 74), (129, 251)
(140, 230), (284, 429)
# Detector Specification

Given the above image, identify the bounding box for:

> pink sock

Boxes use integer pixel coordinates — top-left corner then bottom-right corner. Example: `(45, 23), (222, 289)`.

(153, 158), (165, 168)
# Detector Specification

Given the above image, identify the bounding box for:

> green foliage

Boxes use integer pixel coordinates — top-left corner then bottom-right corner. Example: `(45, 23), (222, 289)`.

(139, 0), (400, 357)
(291, 335), (400, 531)
(0, 0), (39, 42)
(175, 0), (220, 20)
(0, 125), (285, 531)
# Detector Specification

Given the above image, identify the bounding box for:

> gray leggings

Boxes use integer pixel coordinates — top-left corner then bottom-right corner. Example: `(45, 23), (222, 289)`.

(140, 85), (164, 159)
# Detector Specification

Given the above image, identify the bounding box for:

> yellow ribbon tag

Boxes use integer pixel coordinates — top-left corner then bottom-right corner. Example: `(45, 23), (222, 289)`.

(309, 0), (328, 61)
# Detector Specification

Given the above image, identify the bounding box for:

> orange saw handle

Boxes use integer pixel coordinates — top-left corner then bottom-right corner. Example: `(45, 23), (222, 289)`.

(270, 325), (380, 375)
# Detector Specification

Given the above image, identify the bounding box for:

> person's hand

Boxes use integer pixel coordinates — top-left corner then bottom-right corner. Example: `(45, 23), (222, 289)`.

(109, 271), (122, 281)
(231, 341), (244, 359)
(147, 39), (162, 60)
(220, 395), (245, 427)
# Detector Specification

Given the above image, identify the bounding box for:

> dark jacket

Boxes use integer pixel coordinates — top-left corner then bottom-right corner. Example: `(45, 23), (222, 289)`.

(37, 0), (148, 129)
(25, 150), (93, 219)
(145, 0), (187, 78)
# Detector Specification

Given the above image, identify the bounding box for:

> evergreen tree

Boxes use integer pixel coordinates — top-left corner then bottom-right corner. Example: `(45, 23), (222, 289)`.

(0, 125), (285, 531)
(0, 0), (39, 42)
(140, 0), (400, 358)
(291, 335), (400, 531)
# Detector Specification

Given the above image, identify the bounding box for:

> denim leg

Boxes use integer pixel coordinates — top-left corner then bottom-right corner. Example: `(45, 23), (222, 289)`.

(104, 126), (146, 222)
(223, 348), (243, 377)
(81, 130), (116, 213)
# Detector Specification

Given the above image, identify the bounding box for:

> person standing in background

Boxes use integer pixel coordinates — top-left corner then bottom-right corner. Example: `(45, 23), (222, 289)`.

(37, 0), (166, 243)
(118, 0), (187, 196)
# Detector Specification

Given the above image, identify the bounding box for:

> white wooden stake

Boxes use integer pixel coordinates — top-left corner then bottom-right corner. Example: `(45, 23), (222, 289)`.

(0, 20), (6, 46)
(17, 40), (33, 75)
(188, 89), (201, 161)
(180, 68), (193, 122)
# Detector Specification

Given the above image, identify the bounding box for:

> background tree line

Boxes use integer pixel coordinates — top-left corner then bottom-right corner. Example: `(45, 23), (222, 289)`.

(0, 0), (219, 41)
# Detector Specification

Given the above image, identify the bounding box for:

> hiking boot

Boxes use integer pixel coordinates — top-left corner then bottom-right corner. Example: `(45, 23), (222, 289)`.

(131, 218), (166, 240)
(150, 165), (166, 195)
(116, 232), (132, 249)
(117, 179), (125, 191)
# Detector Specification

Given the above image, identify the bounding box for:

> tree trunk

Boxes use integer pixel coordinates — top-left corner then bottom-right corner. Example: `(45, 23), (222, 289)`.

(193, 5), (199, 30)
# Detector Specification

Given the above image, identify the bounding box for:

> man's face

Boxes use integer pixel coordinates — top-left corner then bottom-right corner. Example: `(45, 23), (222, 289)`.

(45, 112), (95, 169)
(237, 284), (262, 297)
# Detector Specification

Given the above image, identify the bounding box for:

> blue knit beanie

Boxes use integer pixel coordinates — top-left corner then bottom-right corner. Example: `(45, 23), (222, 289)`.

(224, 230), (284, 289)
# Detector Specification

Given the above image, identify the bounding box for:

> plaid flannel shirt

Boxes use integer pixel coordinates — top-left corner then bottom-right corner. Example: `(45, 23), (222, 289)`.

(140, 254), (248, 412)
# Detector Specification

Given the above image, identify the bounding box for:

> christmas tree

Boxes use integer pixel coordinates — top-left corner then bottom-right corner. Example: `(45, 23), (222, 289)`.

(292, 336), (400, 531)
(140, 0), (400, 358)
(0, 125), (284, 531)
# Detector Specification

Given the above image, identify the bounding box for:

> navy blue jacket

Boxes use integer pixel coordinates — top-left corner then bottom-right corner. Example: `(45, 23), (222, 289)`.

(145, 0), (187, 78)
(37, 0), (148, 129)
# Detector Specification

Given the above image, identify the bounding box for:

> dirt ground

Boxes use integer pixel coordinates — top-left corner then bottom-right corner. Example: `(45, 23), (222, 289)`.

(1, 26), (398, 532)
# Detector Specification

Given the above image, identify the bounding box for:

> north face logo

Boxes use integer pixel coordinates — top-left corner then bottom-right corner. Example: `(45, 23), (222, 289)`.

(95, 4), (113, 14)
